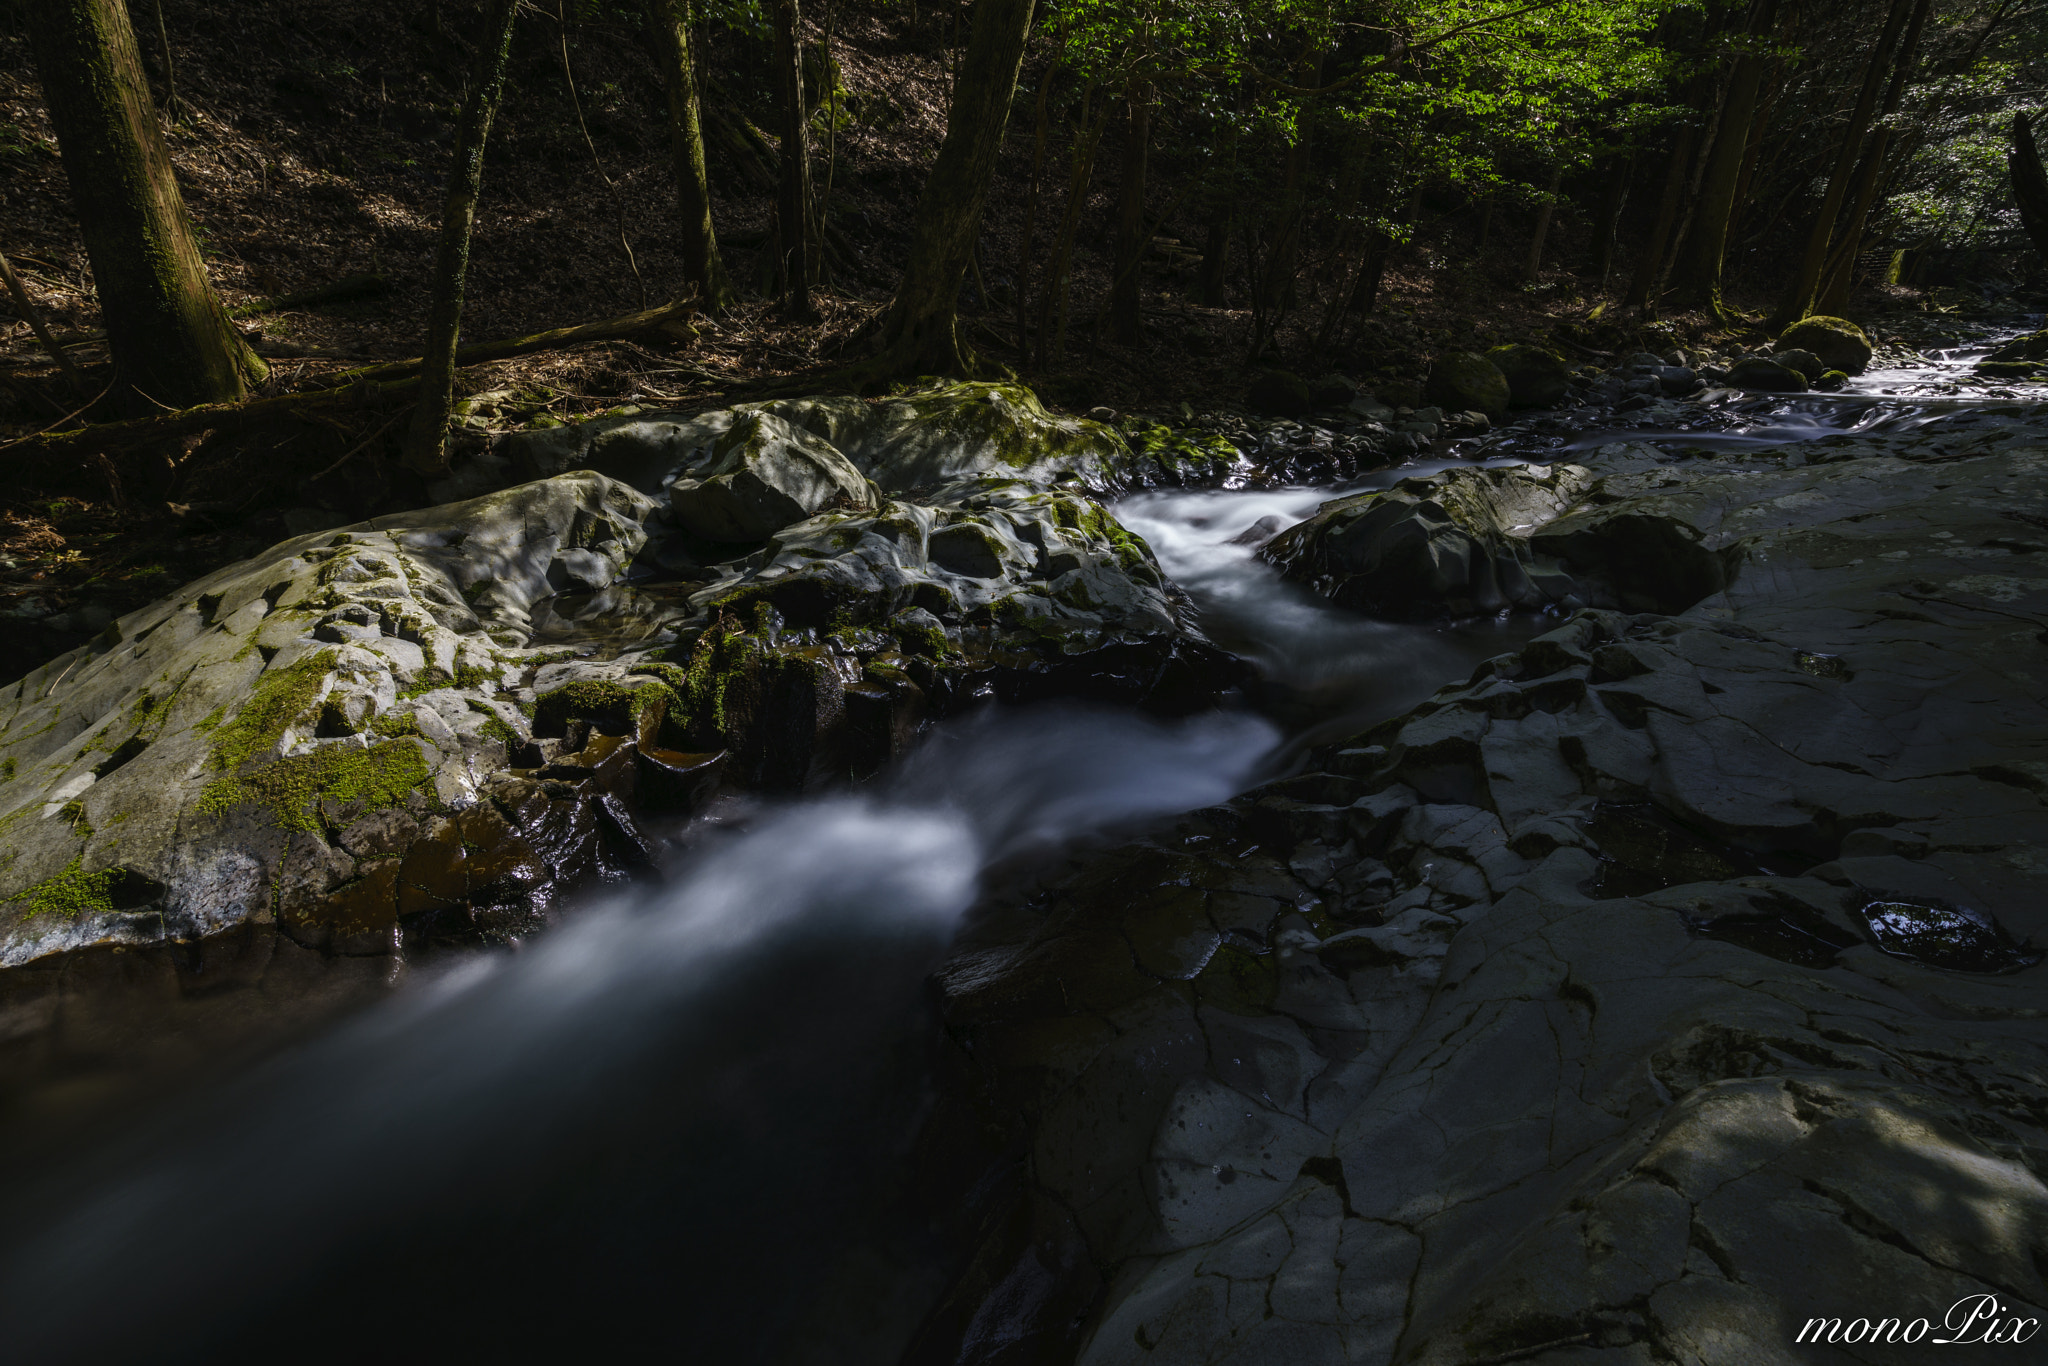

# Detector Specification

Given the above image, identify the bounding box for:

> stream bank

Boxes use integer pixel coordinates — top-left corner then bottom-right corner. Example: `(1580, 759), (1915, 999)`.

(0, 311), (2041, 1362)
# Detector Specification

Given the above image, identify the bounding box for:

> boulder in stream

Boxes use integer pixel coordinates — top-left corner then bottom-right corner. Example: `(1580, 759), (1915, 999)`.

(1484, 342), (1572, 407)
(1776, 315), (1874, 374)
(1422, 351), (1511, 419)
(1728, 355), (1809, 391)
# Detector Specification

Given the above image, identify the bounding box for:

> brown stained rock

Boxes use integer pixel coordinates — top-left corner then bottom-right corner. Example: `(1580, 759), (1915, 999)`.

(284, 857), (400, 949)
(396, 817), (468, 921)
(636, 746), (726, 810)
(339, 808), (421, 859)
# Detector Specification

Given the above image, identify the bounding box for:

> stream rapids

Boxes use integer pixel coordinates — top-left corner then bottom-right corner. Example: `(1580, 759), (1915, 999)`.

(0, 317), (2041, 1364)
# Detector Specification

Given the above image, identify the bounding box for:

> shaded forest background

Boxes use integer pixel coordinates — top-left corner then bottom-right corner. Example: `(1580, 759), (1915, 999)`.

(0, 0), (2044, 674)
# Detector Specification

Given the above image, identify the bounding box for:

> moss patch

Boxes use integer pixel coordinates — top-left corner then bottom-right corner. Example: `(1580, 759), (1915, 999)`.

(199, 738), (432, 835)
(205, 650), (338, 772)
(12, 855), (122, 922)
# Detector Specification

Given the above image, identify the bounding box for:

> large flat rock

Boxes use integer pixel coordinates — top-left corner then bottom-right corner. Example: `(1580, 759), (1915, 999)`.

(923, 428), (2048, 1362)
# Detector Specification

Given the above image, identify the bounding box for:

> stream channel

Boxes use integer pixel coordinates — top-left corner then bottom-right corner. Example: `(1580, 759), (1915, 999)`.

(0, 320), (2039, 1364)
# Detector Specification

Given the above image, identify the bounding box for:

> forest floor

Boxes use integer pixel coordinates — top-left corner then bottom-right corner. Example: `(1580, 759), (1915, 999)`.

(0, 0), (2006, 677)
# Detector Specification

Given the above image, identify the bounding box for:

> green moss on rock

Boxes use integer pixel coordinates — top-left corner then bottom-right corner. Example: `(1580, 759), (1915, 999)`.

(206, 650), (338, 772)
(12, 855), (121, 922)
(199, 738), (432, 835)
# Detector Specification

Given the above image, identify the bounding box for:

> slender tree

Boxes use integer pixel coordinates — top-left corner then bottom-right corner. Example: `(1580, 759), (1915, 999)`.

(857, 0), (1037, 379)
(401, 0), (520, 477)
(1666, 0), (1779, 316)
(1768, 0), (1912, 328)
(647, 0), (732, 313)
(1106, 72), (1151, 344)
(1813, 0), (1933, 315)
(23, 0), (264, 411)
(771, 0), (815, 319)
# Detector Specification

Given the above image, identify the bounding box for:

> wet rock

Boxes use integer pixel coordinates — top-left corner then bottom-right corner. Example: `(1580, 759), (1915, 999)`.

(1777, 315), (1874, 374)
(1727, 356), (1809, 392)
(1485, 343), (1572, 407)
(1261, 464), (1592, 618)
(1423, 351), (1511, 419)
(1772, 347), (1826, 382)
(666, 411), (872, 542)
(921, 426), (2048, 1364)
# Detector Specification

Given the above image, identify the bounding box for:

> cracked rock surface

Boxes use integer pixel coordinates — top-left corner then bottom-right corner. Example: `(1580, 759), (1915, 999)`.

(923, 424), (2048, 1363)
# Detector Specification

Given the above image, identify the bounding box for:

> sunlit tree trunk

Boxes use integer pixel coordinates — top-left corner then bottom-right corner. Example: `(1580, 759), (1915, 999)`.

(401, 0), (519, 476)
(25, 0), (264, 412)
(647, 0), (732, 314)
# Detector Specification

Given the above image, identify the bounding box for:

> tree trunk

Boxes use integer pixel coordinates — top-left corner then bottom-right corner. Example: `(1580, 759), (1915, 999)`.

(1196, 213), (1230, 307)
(23, 0), (264, 412)
(1815, 0), (1935, 315)
(1035, 91), (1108, 369)
(1589, 157), (1631, 286)
(1106, 74), (1151, 344)
(400, 0), (520, 476)
(771, 0), (815, 319)
(1666, 0), (1779, 314)
(1524, 165), (1564, 281)
(1769, 0), (1912, 328)
(1013, 57), (1057, 358)
(2011, 113), (2048, 270)
(1624, 81), (1710, 309)
(863, 0), (1037, 379)
(647, 0), (733, 314)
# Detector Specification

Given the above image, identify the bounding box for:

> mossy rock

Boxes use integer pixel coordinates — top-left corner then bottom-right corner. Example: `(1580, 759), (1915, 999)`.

(1728, 357), (1809, 392)
(1423, 352), (1510, 420)
(1484, 344), (1571, 408)
(1776, 316), (1873, 375)
(532, 676), (672, 741)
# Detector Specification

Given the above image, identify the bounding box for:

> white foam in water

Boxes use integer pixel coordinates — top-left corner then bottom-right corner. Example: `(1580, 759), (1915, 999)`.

(0, 705), (1279, 1362)
(1117, 477), (1543, 730)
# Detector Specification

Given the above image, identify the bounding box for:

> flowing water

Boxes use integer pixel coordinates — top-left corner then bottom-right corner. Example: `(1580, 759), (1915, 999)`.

(1, 316), (2040, 1364)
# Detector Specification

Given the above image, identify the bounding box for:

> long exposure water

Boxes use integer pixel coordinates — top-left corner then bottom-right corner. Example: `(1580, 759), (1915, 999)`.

(0, 316), (2039, 1364)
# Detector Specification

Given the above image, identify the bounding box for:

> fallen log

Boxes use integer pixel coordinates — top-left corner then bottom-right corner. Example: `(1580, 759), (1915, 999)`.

(335, 296), (699, 384)
(226, 271), (393, 319)
(0, 375), (424, 462)
(1, 297), (700, 462)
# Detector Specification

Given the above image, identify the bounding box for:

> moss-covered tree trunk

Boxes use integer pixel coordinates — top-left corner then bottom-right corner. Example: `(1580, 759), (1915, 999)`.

(401, 0), (519, 477)
(647, 0), (732, 315)
(1666, 0), (1779, 315)
(771, 0), (814, 320)
(24, 0), (264, 412)
(1106, 74), (1151, 345)
(861, 0), (1037, 379)
(1768, 0), (1911, 329)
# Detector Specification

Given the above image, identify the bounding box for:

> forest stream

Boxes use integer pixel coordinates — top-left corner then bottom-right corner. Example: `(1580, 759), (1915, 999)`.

(0, 325), (2044, 1365)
